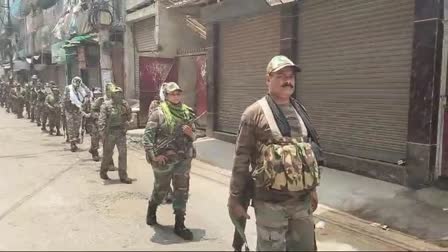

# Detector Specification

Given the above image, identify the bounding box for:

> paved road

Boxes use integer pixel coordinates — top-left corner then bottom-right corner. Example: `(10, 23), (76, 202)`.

(0, 109), (411, 250)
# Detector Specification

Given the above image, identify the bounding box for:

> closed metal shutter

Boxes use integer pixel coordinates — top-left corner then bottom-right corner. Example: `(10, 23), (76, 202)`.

(133, 17), (157, 52)
(133, 16), (156, 99)
(296, 0), (414, 163)
(217, 11), (280, 133)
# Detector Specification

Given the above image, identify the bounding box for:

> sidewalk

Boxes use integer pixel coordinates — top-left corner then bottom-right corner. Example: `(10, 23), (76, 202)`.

(127, 131), (448, 248)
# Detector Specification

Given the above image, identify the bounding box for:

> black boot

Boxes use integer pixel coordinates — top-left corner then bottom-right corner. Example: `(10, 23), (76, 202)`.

(146, 201), (158, 226)
(120, 177), (132, 184)
(91, 150), (100, 162)
(174, 213), (193, 241)
(70, 142), (78, 152)
(56, 129), (62, 136)
(100, 170), (110, 180)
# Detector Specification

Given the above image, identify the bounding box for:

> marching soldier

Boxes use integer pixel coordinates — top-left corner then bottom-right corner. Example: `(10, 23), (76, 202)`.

(45, 83), (62, 136)
(98, 84), (132, 184)
(228, 56), (322, 251)
(89, 84), (117, 167)
(0, 81), (5, 108)
(83, 88), (102, 162)
(38, 82), (50, 131)
(34, 81), (44, 127)
(143, 82), (196, 241)
(5, 76), (13, 113)
(64, 76), (91, 152)
(26, 75), (38, 120)
(14, 83), (26, 119)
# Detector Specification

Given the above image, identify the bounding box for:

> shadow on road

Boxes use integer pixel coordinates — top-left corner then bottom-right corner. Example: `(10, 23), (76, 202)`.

(150, 225), (206, 245)
(103, 178), (139, 186)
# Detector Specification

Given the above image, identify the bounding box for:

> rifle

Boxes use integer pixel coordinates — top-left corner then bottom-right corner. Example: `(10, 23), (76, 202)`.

(231, 178), (253, 252)
(153, 111), (207, 155)
(80, 114), (85, 144)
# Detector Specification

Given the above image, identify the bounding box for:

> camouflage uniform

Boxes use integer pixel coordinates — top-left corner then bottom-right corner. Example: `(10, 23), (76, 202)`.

(89, 96), (104, 156)
(0, 82), (5, 107)
(229, 56), (319, 251)
(38, 84), (50, 131)
(5, 82), (11, 113)
(45, 85), (62, 136)
(98, 85), (132, 183)
(34, 83), (45, 127)
(14, 84), (26, 118)
(88, 86), (116, 166)
(143, 82), (196, 241)
(30, 84), (38, 122)
(24, 83), (32, 119)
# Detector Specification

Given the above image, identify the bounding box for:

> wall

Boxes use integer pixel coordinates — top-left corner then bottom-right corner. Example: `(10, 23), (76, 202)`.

(158, 5), (206, 58)
(124, 2), (205, 102)
(177, 57), (197, 108)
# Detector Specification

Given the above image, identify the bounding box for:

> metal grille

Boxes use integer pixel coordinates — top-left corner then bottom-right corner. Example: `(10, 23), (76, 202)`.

(133, 17), (157, 52)
(217, 11), (280, 133)
(296, 0), (414, 163)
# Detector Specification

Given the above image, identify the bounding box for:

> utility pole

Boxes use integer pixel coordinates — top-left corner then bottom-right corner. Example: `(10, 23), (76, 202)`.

(6, 0), (13, 77)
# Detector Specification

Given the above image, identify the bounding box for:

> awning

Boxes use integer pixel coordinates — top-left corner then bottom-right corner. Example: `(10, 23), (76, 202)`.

(63, 34), (98, 49)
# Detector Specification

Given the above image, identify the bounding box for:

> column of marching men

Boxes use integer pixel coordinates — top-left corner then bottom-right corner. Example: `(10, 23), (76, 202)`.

(0, 75), (199, 242)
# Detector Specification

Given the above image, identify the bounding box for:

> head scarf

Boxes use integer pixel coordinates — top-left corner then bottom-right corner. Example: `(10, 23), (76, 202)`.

(69, 76), (91, 108)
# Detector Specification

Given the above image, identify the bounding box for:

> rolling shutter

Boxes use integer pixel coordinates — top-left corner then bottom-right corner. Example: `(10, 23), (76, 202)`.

(217, 11), (281, 133)
(296, 0), (414, 163)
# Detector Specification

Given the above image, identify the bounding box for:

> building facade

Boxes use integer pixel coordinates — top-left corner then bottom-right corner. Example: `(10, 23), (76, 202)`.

(202, 0), (448, 188)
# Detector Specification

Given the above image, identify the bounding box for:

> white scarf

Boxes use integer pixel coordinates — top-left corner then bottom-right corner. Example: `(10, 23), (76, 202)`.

(69, 77), (91, 108)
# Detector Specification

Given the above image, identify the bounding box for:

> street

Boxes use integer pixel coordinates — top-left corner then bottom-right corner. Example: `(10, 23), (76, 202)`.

(0, 108), (436, 251)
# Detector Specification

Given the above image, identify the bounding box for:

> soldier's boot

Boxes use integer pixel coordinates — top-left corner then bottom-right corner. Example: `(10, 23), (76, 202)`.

(70, 142), (78, 152)
(100, 170), (110, 180)
(41, 125), (47, 132)
(146, 201), (158, 226)
(56, 128), (62, 136)
(49, 129), (54, 135)
(174, 212), (193, 241)
(89, 149), (100, 162)
(120, 177), (132, 184)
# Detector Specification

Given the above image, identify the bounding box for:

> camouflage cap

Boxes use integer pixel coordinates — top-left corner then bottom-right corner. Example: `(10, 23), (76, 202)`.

(164, 82), (182, 94)
(110, 85), (123, 93)
(266, 55), (301, 74)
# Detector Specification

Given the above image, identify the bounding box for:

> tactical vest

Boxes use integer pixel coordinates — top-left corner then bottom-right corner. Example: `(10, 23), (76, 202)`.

(109, 104), (125, 127)
(252, 97), (320, 192)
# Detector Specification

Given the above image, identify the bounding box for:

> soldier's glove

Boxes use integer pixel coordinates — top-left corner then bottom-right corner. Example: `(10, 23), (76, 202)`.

(145, 149), (155, 164)
(228, 196), (250, 220)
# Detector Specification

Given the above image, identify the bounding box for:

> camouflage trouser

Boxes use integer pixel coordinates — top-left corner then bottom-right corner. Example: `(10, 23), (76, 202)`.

(150, 158), (191, 213)
(40, 106), (48, 127)
(35, 104), (42, 124)
(89, 122), (101, 152)
(30, 103), (35, 121)
(253, 197), (316, 251)
(25, 101), (30, 118)
(100, 129), (128, 179)
(65, 110), (82, 143)
(48, 110), (61, 132)
(16, 101), (24, 118)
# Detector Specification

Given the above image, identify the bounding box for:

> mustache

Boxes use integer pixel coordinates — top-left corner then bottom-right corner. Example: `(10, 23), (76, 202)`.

(281, 83), (294, 88)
